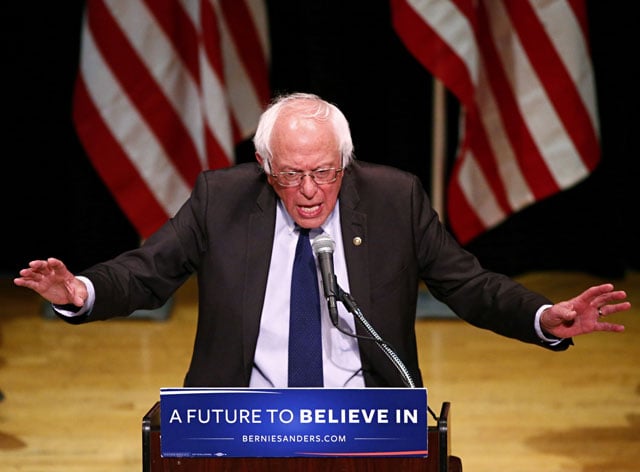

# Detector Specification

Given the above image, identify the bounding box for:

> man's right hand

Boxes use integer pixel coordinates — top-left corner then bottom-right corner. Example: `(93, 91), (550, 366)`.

(14, 258), (87, 307)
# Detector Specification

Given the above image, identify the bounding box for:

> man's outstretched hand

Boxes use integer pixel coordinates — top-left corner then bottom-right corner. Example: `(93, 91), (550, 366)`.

(14, 258), (87, 307)
(540, 283), (630, 339)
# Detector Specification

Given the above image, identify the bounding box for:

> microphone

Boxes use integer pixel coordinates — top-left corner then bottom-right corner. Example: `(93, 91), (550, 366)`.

(311, 232), (416, 388)
(311, 232), (339, 327)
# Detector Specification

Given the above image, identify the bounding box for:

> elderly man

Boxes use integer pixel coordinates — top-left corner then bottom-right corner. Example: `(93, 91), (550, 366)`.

(14, 92), (630, 389)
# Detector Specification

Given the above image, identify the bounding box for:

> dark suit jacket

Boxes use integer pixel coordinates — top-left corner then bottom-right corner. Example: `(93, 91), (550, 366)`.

(69, 161), (571, 387)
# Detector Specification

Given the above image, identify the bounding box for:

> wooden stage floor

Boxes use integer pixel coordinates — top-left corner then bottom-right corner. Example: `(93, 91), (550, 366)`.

(1, 270), (638, 471)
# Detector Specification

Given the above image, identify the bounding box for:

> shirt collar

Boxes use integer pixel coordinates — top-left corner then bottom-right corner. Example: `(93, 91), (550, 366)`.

(277, 200), (341, 240)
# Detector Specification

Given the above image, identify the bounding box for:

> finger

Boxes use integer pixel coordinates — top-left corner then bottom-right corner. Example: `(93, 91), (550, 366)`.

(581, 284), (615, 299)
(559, 307), (578, 323)
(557, 301), (575, 316)
(17, 268), (42, 280)
(600, 301), (632, 317)
(13, 278), (39, 289)
(13, 277), (26, 287)
(543, 303), (576, 328)
(594, 291), (630, 315)
(47, 258), (66, 271)
(28, 260), (48, 271)
(595, 320), (625, 333)
(602, 290), (628, 303)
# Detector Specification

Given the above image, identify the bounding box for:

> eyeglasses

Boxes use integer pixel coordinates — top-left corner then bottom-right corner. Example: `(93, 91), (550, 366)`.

(271, 167), (343, 187)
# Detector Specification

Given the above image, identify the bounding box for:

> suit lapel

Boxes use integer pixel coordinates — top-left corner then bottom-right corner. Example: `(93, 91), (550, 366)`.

(338, 169), (372, 331)
(339, 165), (395, 385)
(241, 183), (277, 379)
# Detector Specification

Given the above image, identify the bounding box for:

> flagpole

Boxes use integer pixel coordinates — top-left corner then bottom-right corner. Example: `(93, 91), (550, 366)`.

(430, 78), (446, 222)
(416, 76), (456, 319)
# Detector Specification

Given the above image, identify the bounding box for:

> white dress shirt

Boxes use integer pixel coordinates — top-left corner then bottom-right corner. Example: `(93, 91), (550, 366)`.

(249, 200), (365, 387)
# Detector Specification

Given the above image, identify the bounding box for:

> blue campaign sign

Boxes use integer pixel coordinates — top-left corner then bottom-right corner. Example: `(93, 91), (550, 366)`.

(159, 387), (428, 458)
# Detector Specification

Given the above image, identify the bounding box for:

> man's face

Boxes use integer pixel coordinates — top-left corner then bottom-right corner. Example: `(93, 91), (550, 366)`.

(260, 113), (343, 229)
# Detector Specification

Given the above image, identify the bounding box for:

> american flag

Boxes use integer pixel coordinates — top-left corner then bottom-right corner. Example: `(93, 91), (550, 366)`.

(391, 0), (600, 244)
(73, 0), (270, 238)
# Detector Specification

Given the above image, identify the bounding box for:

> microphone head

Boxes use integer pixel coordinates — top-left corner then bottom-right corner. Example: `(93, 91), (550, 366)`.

(311, 232), (335, 255)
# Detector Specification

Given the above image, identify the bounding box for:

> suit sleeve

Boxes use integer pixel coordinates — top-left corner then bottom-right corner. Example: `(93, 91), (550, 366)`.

(410, 175), (572, 351)
(70, 172), (211, 321)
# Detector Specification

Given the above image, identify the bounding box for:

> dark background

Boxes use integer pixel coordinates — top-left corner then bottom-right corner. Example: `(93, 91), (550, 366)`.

(3, 1), (638, 279)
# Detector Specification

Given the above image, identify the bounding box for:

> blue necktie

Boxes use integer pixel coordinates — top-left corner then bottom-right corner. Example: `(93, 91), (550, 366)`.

(288, 228), (324, 387)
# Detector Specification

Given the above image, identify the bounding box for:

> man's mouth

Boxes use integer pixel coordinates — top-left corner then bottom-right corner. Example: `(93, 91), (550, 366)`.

(298, 204), (321, 216)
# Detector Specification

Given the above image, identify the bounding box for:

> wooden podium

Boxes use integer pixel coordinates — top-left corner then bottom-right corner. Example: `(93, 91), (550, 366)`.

(142, 400), (462, 472)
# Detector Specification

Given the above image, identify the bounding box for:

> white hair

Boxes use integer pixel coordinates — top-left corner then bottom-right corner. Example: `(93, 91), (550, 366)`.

(253, 92), (354, 174)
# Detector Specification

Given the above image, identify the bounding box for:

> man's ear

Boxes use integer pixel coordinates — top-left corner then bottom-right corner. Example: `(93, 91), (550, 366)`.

(256, 152), (272, 177)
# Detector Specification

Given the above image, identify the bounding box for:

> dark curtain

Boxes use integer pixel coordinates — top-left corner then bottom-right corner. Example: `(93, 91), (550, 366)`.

(2, 1), (637, 278)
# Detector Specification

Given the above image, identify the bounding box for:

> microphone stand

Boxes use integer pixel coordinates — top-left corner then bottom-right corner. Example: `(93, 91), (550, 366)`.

(336, 285), (416, 389)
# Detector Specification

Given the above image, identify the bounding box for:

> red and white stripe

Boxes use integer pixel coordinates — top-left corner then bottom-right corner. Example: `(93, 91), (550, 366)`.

(391, 0), (600, 244)
(73, 0), (270, 238)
